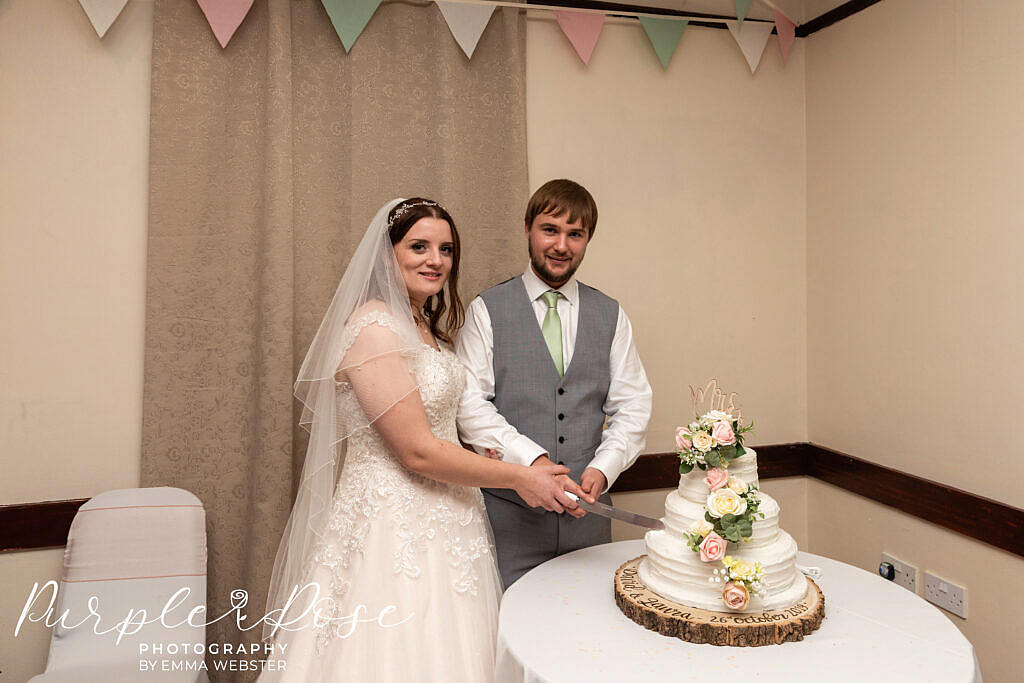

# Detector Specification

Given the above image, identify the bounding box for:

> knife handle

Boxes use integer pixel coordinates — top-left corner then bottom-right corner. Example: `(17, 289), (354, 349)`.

(564, 491), (580, 502)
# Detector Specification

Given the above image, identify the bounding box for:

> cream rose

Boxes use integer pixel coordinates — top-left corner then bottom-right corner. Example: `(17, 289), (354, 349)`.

(674, 426), (692, 451)
(727, 477), (748, 495)
(711, 420), (736, 446)
(699, 531), (727, 562)
(691, 431), (714, 452)
(688, 519), (714, 537)
(705, 410), (732, 423)
(730, 559), (757, 582)
(707, 488), (747, 518)
(721, 581), (750, 610)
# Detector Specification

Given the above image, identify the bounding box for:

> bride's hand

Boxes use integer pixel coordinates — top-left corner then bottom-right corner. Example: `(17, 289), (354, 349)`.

(514, 463), (590, 513)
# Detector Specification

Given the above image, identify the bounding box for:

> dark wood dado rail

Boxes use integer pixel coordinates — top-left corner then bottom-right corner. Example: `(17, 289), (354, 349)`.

(611, 443), (1024, 559)
(3, 443), (1023, 559)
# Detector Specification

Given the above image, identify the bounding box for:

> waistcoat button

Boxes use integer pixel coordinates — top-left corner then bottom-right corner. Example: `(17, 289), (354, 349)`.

(558, 436), (565, 444)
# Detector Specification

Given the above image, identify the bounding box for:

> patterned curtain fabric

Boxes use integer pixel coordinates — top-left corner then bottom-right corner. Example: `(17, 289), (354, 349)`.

(143, 1), (526, 677)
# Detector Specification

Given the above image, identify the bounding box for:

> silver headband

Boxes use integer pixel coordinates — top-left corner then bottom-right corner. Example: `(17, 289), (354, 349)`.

(389, 199), (440, 227)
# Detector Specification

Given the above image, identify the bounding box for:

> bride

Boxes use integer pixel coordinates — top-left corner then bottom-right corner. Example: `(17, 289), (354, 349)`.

(259, 198), (589, 681)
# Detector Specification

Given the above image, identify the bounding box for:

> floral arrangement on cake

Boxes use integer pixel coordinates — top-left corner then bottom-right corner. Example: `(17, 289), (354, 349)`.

(713, 556), (766, 610)
(683, 470), (764, 546)
(676, 382), (764, 609)
(680, 467), (767, 610)
(674, 410), (754, 474)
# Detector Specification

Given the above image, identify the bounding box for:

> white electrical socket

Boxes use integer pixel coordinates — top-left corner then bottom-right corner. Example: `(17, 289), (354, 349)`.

(881, 552), (917, 592)
(924, 571), (967, 619)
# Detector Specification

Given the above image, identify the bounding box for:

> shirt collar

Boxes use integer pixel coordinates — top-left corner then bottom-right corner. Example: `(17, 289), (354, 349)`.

(522, 266), (578, 307)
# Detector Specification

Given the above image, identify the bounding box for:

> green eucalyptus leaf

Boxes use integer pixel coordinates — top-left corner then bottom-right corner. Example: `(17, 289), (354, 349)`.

(679, 462), (693, 474)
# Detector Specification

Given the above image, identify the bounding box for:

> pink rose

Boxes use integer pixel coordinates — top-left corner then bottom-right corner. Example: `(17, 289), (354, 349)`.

(711, 420), (736, 446)
(704, 467), (729, 491)
(674, 426), (692, 451)
(698, 531), (727, 562)
(722, 581), (750, 610)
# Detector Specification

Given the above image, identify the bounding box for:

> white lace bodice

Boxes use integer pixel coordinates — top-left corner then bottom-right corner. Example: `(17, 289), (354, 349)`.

(308, 311), (493, 652)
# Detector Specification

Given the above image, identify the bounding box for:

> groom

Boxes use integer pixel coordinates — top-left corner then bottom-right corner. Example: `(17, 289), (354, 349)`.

(456, 179), (652, 588)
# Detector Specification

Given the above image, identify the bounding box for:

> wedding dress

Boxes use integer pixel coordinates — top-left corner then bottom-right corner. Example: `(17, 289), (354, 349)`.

(260, 199), (501, 681)
(261, 310), (502, 681)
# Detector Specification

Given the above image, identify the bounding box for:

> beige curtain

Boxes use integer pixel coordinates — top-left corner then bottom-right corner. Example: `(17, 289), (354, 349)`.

(142, 0), (526, 677)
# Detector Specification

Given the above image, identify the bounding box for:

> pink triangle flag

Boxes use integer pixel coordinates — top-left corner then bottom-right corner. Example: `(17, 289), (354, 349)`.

(773, 9), (796, 63)
(725, 20), (774, 74)
(555, 11), (605, 65)
(196, 0), (256, 48)
(78, 0), (129, 38)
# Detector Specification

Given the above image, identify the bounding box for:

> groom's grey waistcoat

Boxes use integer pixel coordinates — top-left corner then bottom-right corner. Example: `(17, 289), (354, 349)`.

(480, 275), (618, 509)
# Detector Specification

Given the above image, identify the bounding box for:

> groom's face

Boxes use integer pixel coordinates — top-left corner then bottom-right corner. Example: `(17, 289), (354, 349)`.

(526, 211), (590, 288)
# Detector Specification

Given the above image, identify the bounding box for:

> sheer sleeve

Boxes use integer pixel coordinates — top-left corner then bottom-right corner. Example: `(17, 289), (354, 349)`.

(333, 306), (421, 440)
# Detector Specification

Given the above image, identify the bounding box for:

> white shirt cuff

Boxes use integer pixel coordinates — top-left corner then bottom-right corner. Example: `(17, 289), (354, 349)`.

(504, 434), (548, 467)
(587, 452), (623, 493)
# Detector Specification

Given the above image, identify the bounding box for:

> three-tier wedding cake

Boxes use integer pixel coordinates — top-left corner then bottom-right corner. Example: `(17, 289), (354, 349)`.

(614, 382), (823, 645)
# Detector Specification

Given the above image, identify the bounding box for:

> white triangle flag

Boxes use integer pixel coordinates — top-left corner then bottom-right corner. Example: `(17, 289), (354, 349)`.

(436, 2), (496, 59)
(78, 0), (129, 38)
(725, 20), (774, 74)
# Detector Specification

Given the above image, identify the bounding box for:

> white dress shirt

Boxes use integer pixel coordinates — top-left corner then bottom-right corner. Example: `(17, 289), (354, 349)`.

(455, 267), (653, 491)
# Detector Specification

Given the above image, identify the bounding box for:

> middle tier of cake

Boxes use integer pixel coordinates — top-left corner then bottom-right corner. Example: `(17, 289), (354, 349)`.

(640, 488), (806, 613)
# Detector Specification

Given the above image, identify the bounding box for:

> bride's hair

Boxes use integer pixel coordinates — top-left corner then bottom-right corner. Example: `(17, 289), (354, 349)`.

(387, 198), (465, 345)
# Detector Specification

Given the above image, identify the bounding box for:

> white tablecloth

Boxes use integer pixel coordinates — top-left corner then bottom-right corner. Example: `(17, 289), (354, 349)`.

(496, 540), (981, 683)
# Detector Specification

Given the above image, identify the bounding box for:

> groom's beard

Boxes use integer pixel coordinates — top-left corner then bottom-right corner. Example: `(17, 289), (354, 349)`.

(529, 246), (581, 286)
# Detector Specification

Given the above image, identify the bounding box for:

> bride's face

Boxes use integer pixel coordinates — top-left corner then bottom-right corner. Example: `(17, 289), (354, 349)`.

(394, 217), (455, 307)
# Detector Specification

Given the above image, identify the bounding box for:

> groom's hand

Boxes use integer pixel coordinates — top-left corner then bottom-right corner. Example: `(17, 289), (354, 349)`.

(580, 468), (607, 500)
(531, 455), (589, 517)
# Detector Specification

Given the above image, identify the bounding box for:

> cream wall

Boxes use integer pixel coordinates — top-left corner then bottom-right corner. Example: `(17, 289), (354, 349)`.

(0, 1), (153, 678)
(526, 14), (808, 453)
(0, 0), (152, 505)
(805, 0), (1024, 680)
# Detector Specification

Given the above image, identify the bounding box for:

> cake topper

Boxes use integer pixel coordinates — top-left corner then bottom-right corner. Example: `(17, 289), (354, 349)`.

(690, 379), (742, 421)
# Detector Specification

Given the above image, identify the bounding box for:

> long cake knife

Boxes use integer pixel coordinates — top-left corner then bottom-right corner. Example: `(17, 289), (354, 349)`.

(564, 492), (665, 530)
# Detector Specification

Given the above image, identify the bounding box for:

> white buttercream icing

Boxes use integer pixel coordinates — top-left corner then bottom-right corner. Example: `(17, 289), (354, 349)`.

(640, 448), (809, 613)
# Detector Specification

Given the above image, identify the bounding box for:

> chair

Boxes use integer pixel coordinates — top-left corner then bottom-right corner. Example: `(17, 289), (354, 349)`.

(29, 487), (208, 682)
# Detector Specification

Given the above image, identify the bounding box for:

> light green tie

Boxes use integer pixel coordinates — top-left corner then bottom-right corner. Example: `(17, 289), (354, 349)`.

(540, 290), (564, 377)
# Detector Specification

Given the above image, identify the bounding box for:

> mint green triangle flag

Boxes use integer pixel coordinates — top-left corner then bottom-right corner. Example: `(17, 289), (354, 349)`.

(735, 0), (754, 27)
(638, 17), (688, 69)
(322, 0), (383, 52)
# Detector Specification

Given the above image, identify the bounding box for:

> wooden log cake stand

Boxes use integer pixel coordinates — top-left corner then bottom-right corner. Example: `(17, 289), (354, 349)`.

(614, 556), (825, 647)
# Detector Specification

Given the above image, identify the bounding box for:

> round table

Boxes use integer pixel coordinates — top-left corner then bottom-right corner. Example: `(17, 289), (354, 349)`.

(495, 540), (981, 683)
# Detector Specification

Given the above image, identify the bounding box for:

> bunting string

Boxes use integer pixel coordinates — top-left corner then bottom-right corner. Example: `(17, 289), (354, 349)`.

(74, 0), (797, 73)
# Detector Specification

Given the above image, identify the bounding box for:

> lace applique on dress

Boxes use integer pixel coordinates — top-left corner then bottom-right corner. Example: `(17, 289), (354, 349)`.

(306, 311), (493, 653)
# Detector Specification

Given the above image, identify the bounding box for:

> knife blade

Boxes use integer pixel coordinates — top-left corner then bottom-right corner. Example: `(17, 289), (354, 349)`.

(564, 492), (665, 530)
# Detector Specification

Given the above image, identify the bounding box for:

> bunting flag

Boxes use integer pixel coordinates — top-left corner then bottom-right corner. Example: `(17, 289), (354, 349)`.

(726, 20), (773, 74)
(322, 0), (384, 52)
(70, 0), (796, 74)
(555, 11), (605, 65)
(436, 2), (496, 59)
(734, 0), (754, 28)
(78, 0), (129, 38)
(196, 0), (256, 48)
(638, 17), (688, 70)
(773, 9), (796, 63)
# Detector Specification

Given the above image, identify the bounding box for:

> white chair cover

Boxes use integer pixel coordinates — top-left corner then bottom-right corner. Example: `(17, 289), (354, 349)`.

(29, 487), (208, 682)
